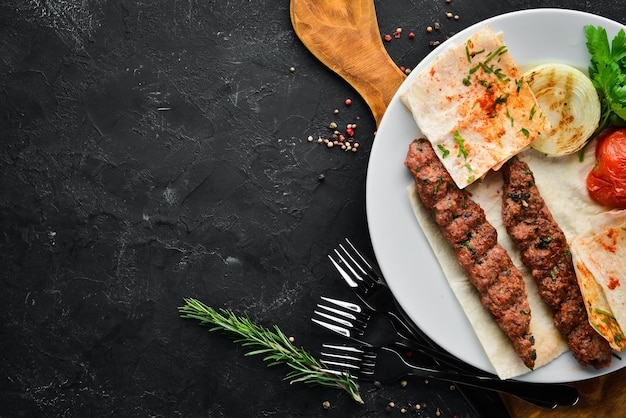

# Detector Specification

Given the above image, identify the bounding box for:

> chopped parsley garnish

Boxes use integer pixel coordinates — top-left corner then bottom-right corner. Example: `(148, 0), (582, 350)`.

(453, 131), (469, 159)
(529, 104), (537, 120)
(519, 128), (530, 139)
(437, 144), (450, 158)
(494, 68), (510, 82)
(484, 45), (508, 64)
(433, 175), (443, 193)
(495, 93), (510, 106)
(506, 108), (515, 126)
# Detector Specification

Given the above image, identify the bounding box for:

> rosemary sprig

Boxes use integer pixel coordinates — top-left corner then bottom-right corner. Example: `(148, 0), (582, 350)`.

(178, 298), (363, 404)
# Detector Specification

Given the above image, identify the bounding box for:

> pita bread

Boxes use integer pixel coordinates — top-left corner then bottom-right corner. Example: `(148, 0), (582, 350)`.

(571, 211), (626, 351)
(401, 25), (550, 189)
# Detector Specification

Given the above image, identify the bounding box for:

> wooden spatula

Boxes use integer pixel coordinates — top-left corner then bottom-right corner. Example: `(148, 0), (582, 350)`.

(290, 0), (407, 127)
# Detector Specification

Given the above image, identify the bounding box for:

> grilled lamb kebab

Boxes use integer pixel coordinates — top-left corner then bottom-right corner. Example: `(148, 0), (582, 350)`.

(501, 156), (612, 368)
(405, 138), (536, 369)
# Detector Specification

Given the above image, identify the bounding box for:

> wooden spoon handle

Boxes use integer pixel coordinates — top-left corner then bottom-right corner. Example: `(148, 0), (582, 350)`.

(290, 0), (406, 126)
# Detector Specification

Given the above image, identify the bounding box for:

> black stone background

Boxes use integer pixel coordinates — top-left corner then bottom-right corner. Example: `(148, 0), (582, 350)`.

(1, 1), (624, 417)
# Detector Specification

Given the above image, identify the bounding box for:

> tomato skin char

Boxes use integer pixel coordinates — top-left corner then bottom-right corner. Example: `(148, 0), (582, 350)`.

(587, 128), (626, 209)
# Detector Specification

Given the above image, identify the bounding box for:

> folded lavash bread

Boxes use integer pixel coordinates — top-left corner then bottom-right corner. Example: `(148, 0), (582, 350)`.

(401, 25), (551, 189)
(571, 210), (626, 351)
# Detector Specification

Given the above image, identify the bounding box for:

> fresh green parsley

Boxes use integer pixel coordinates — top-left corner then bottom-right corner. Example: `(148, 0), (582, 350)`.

(584, 25), (626, 131)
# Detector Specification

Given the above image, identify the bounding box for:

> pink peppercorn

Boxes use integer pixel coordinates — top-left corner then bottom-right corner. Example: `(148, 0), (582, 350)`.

(408, 32), (415, 39)
(383, 34), (392, 42)
(344, 98), (352, 106)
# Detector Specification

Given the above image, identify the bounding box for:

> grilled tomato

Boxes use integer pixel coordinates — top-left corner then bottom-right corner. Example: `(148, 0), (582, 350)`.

(587, 128), (626, 208)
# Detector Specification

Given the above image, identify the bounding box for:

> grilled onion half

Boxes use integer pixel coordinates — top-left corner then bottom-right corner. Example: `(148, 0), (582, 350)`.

(524, 63), (601, 156)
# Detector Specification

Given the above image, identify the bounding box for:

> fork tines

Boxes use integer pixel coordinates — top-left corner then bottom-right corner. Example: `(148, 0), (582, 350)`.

(328, 238), (381, 291)
(320, 344), (376, 377)
(312, 296), (370, 339)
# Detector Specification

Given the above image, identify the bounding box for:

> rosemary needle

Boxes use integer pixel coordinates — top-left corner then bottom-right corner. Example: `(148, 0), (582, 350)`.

(178, 297), (364, 404)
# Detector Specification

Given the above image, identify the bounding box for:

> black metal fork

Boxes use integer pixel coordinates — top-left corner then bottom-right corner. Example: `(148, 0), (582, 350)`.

(320, 344), (579, 408)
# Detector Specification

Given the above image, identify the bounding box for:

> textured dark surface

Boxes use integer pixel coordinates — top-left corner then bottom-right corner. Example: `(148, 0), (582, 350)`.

(1, 1), (624, 417)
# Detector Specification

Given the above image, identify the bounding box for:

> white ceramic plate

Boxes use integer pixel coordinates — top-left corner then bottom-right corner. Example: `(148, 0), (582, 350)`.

(366, 8), (625, 383)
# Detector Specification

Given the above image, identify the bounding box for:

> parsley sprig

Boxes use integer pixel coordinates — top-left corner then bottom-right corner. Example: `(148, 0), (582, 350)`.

(585, 25), (626, 132)
(178, 298), (363, 403)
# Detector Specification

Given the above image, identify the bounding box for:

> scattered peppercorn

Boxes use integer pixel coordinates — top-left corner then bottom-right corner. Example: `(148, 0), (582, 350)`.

(289, 66), (296, 73)
(384, 34), (392, 42)
(427, 26), (433, 33)
(322, 400), (330, 410)
(318, 173), (325, 182)
(344, 98), (352, 106)
(329, 121), (338, 129)
(408, 31), (415, 39)
(333, 108), (339, 115)
(446, 12), (453, 18)
(454, 14), (460, 20)
(373, 381), (382, 389)
(307, 135), (314, 142)
(400, 380), (408, 387)
(400, 407), (407, 414)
